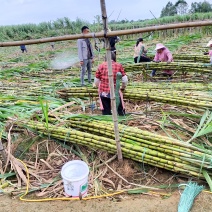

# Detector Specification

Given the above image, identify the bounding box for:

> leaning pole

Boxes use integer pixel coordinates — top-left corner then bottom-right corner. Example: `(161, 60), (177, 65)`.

(0, 20), (212, 47)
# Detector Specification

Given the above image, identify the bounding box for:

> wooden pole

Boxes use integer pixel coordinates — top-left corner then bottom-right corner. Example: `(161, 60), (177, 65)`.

(100, 0), (123, 161)
(0, 20), (212, 47)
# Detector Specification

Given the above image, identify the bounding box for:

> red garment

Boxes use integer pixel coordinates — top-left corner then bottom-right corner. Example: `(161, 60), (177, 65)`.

(95, 61), (126, 93)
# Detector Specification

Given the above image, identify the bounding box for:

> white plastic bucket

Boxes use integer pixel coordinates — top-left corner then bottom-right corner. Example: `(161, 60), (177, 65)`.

(61, 160), (89, 197)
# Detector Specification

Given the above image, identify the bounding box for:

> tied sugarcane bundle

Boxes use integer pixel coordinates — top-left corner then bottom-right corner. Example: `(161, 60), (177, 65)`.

(147, 54), (211, 63)
(123, 82), (212, 91)
(123, 62), (212, 73)
(57, 83), (212, 110)
(22, 118), (212, 182)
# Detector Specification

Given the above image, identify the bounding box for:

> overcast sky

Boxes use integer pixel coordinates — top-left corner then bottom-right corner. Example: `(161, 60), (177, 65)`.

(0, 0), (207, 26)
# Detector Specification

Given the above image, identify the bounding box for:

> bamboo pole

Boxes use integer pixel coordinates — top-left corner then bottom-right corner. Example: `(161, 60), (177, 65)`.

(0, 20), (212, 47)
(100, 0), (123, 161)
(0, 139), (6, 165)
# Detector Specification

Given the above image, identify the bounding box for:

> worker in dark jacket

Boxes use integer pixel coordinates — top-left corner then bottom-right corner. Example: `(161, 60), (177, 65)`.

(20, 44), (27, 53)
(108, 36), (120, 55)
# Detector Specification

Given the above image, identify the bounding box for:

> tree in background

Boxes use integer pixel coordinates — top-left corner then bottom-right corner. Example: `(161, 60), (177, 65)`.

(93, 15), (102, 25)
(175, 0), (189, 15)
(160, 1), (177, 17)
(190, 1), (212, 13)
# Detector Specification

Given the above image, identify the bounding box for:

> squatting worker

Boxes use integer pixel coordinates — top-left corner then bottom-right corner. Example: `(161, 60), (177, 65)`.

(204, 40), (212, 64)
(77, 26), (94, 86)
(94, 52), (128, 116)
(133, 38), (151, 63)
(151, 43), (174, 77)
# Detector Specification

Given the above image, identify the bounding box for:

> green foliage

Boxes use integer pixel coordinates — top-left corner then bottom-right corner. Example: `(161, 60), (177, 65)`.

(0, 17), (89, 41)
(165, 33), (202, 51)
(190, 1), (212, 13)
(108, 12), (212, 31)
(160, 1), (177, 17)
(0, 10), (211, 42)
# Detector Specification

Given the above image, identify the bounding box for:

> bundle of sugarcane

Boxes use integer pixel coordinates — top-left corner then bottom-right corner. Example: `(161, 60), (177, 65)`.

(24, 119), (212, 180)
(123, 62), (212, 73)
(123, 82), (212, 91)
(124, 89), (212, 109)
(0, 85), (50, 95)
(57, 87), (98, 99)
(57, 85), (212, 110)
(147, 54), (210, 63)
(0, 79), (69, 97)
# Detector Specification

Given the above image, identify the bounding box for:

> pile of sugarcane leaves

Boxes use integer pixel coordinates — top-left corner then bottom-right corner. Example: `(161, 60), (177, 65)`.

(1, 77), (212, 199)
(1, 37), (212, 200)
(1, 105), (212, 200)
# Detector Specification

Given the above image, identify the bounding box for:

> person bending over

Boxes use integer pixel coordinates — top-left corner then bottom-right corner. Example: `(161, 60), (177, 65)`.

(204, 40), (212, 64)
(94, 52), (128, 115)
(151, 43), (174, 77)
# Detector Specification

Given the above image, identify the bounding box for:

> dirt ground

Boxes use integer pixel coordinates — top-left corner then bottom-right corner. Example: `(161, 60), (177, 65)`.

(1, 191), (212, 212)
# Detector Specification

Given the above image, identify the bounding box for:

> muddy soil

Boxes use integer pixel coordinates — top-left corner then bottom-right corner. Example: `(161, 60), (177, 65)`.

(1, 191), (212, 212)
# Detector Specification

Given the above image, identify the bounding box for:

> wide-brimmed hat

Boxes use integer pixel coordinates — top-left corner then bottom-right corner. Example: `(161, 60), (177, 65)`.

(155, 43), (165, 50)
(206, 40), (212, 47)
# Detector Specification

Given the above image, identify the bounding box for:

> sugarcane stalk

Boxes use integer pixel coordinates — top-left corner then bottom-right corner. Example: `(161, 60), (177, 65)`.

(25, 120), (212, 178)
(42, 130), (206, 178)
(67, 121), (212, 166)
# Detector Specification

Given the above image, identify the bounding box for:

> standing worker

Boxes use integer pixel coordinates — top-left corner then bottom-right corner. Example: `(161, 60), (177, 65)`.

(77, 26), (94, 86)
(108, 35), (120, 55)
(20, 44), (27, 53)
(94, 52), (128, 116)
(100, 29), (120, 55)
(151, 43), (174, 77)
(133, 38), (151, 63)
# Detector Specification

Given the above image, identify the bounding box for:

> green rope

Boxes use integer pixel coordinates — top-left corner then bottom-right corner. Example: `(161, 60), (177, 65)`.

(115, 72), (122, 111)
(137, 46), (144, 63)
(141, 147), (147, 173)
(199, 154), (206, 176)
(178, 182), (204, 212)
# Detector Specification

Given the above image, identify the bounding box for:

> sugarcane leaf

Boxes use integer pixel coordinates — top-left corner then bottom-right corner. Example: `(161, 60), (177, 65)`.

(127, 188), (149, 194)
(188, 110), (212, 142)
(196, 113), (212, 137)
(202, 170), (212, 192)
(0, 172), (16, 179)
(69, 98), (86, 112)
(164, 111), (201, 119)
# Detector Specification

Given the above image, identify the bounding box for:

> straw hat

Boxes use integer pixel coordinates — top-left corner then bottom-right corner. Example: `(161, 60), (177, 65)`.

(155, 43), (165, 50)
(206, 40), (212, 47)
